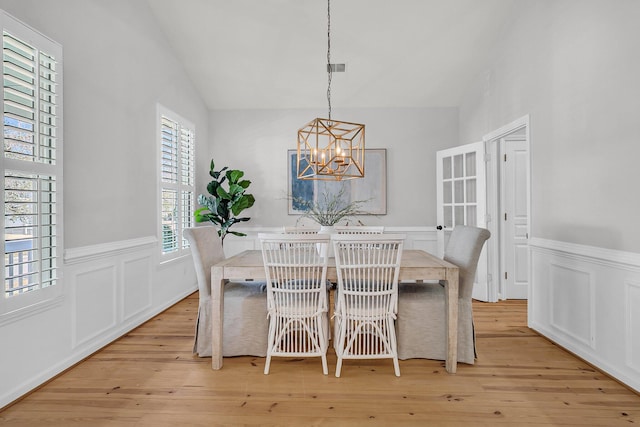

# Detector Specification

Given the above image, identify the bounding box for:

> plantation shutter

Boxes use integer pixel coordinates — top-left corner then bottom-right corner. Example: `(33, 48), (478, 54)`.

(159, 108), (194, 257)
(1, 12), (63, 312)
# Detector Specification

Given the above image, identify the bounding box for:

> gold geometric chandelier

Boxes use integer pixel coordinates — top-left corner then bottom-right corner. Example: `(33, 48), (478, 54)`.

(297, 0), (365, 181)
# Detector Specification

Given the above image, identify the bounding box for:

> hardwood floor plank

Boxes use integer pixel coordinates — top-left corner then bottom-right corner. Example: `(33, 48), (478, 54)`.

(1, 295), (637, 426)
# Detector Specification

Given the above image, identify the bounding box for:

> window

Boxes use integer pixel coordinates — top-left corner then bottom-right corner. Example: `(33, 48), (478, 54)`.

(158, 105), (194, 259)
(1, 11), (63, 316)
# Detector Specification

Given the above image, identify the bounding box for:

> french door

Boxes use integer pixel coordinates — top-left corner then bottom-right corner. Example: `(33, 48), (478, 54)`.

(436, 141), (490, 301)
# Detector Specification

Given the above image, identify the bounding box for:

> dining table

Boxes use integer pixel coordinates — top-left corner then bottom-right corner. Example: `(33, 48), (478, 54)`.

(210, 249), (460, 373)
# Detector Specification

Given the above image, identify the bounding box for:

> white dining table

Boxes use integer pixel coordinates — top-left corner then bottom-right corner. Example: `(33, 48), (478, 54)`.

(210, 249), (460, 373)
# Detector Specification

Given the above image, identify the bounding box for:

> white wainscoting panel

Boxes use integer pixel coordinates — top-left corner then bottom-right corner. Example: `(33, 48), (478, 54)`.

(530, 238), (640, 393)
(627, 281), (640, 373)
(549, 264), (593, 348)
(0, 236), (197, 409)
(73, 265), (117, 348)
(65, 237), (195, 352)
(123, 254), (153, 322)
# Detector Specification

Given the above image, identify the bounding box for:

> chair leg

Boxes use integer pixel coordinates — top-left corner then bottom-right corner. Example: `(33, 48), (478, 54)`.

(389, 317), (400, 377)
(264, 354), (272, 375)
(393, 357), (400, 377)
(264, 319), (276, 375)
(334, 317), (346, 377)
(319, 314), (329, 375)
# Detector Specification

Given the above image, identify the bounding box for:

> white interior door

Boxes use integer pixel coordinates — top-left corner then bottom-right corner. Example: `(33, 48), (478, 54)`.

(436, 141), (489, 301)
(483, 115), (530, 302)
(501, 137), (529, 299)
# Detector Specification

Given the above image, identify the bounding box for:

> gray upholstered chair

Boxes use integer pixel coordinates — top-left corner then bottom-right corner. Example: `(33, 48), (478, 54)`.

(184, 226), (268, 358)
(396, 225), (490, 364)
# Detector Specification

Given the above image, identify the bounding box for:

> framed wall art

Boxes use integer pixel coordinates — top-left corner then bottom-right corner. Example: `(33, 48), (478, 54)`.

(287, 148), (387, 215)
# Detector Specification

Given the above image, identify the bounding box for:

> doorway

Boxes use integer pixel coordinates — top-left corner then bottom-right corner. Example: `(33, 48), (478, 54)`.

(485, 116), (531, 301)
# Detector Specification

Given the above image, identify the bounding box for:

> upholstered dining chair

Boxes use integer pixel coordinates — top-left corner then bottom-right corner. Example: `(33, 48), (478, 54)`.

(332, 233), (406, 377)
(396, 225), (490, 364)
(184, 226), (268, 358)
(258, 233), (331, 374)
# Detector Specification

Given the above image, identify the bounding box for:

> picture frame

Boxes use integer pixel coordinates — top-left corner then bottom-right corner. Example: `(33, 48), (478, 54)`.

(287, 148), (387, 215)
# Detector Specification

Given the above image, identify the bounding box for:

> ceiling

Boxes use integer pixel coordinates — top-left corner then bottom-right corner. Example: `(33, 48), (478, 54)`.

(145, 0), (519, 111)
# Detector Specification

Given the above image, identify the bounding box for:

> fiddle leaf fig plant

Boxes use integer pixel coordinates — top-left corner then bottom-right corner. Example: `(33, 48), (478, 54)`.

(194, 159), (255, 243)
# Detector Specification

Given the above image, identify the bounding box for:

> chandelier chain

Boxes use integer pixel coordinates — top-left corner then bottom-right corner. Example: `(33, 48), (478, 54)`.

(296, 0), (365, 181)
(327, 0), (332, 121)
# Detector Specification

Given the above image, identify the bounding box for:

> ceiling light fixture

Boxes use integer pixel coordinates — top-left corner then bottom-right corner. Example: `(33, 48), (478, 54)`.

(296, 0), (365, 181)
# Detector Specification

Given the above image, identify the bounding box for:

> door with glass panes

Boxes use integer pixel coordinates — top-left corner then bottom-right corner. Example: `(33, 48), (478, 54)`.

(436, 141), (490, 301)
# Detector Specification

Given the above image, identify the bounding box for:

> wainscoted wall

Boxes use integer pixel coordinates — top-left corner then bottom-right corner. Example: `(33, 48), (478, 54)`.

(65, 236), (197, 353)
(0, 237), (196, 408)
(529, 238), (640, 393)
(9, 230), (637, 406)
(222, 226), (440, 258)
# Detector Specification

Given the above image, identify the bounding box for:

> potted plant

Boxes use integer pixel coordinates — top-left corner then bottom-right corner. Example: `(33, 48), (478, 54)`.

(293, 185), (370, 258)
(194, 159), (255, 244)
(294, 184), (368, 230)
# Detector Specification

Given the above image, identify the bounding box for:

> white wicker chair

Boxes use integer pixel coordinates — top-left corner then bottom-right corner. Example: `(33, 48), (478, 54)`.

(332, 233), (406, 377)
(335, 226), (384, 234)
(283, 226), (321, 234)
(258, 233), (331, 375)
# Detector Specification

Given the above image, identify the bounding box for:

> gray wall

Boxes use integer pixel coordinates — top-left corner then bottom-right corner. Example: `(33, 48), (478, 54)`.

(0, 0), (207, 408)
(458, 0), (640, 253)
(208, 107), (459, 227)
(0, 0), (210, 248)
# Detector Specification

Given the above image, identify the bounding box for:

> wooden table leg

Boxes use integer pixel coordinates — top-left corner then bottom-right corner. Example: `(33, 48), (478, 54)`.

(444, 267), (459, 374)
(211, 266), (224, 370)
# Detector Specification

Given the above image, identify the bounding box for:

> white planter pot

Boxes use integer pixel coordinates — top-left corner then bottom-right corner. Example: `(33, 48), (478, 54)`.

(318, 225), (335, 258)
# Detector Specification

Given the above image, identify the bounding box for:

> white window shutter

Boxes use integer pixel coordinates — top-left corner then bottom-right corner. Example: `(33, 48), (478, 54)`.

(158, 106), (195, 257)
(1, 11), (63, 315)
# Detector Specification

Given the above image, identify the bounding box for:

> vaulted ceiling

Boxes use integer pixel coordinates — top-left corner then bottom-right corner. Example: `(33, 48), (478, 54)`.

(146, 0), (518, 110)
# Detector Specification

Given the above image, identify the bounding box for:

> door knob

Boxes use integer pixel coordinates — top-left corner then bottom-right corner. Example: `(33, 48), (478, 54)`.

(436, 225), (444, 230)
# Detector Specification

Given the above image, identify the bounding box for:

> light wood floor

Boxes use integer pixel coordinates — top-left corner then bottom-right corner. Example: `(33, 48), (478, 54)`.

(1, 294), (638, 426)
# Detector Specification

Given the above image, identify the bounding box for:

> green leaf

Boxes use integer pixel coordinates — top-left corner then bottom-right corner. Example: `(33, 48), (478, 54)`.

(216, 185), (231, 200)
(207, 181), (220, 196)
(228, 169), (244, 183)
(231, 195), (254, 216)
(216, 202), (229, 220)
(193, 207), (208, 222)
(197, 195), (214, 212)
(245, 194), (255, 208)
(228, 183), (243, 196)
